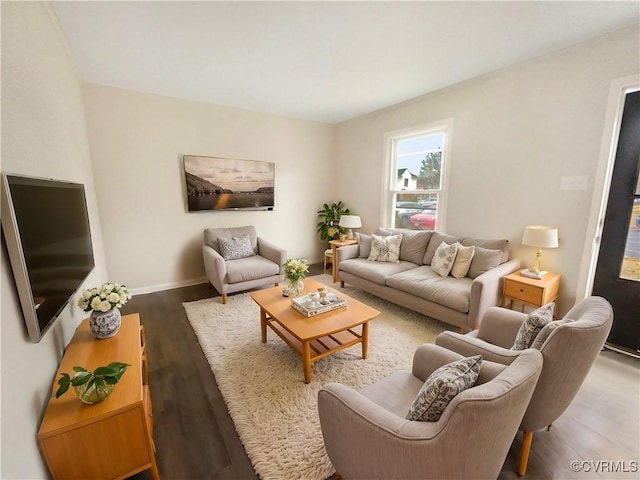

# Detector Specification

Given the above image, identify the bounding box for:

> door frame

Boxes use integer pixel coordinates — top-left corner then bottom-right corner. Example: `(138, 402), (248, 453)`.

(577, 75), (640, 299)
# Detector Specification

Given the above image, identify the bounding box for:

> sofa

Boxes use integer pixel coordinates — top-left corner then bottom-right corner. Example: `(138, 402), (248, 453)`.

(337, 229), (520, 331)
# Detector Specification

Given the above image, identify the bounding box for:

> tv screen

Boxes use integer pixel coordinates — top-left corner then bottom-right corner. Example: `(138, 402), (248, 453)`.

(1, 174), (95, 342)
(184, 155), (275, 211)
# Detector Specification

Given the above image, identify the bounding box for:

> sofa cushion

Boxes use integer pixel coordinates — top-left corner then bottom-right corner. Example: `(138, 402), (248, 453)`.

(218, 234), (256, 260)
(225, 255), (280, 284)
(431, 241), (458, 277)
(356, 232), (372, 258)
(340, 258), (418, 286)
(368, 234), (402, 263)
(386, 266), (473, 313)
(374, 229), (432, 264)
(406, 355), (482, 422)
(423, 232), (461, 265)
(467, 246), (503, 279)
(511, 302), (555, 350)
(461, 237), (510, 264)
(451, 243), (475, 279)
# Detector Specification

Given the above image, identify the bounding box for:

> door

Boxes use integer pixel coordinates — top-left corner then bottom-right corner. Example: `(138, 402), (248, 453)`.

(592, 90), (640, 355)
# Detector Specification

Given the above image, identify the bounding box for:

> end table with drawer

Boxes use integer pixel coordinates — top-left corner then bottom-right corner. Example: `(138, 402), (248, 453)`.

(502, 271), (561, 315)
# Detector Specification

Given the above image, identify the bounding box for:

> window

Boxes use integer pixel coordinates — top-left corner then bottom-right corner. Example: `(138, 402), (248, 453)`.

(384, 122), (451, 230)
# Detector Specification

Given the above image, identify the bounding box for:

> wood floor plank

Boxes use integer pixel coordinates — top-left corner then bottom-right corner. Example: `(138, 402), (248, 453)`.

(125, 267), (639, 479)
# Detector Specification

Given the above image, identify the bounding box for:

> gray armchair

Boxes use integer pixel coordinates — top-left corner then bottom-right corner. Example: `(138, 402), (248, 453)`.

(318, 344), (542, 480)
(202, 226), (286, 304)
(435, 296), (613, 475)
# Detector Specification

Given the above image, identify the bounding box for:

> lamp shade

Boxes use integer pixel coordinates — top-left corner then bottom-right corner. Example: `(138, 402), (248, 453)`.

(522, 226), (559, 248)
(339, 215), (362, 229)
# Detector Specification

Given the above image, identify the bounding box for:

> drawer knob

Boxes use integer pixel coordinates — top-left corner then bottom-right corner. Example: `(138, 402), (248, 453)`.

(520, 288), (524, 292)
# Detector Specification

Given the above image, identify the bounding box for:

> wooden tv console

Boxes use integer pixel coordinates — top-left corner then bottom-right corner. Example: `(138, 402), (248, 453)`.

(38, 313), (159, 480)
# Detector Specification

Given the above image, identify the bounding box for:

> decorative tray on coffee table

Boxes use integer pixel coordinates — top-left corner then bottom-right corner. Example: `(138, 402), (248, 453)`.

(291, 293), (347, 317)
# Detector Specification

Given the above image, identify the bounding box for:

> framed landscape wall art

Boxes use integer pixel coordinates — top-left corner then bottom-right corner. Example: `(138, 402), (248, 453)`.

(183, 155), (275, 212)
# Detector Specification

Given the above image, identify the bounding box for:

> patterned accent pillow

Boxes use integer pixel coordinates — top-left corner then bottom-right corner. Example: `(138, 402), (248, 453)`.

(218, 234), (256, 261)
(450, 243), (475, 279)
(431, 241), (458, 277)
(511, 302), (555, 350)
(368, 234), (402, 263)
(406, 355), (482, 422)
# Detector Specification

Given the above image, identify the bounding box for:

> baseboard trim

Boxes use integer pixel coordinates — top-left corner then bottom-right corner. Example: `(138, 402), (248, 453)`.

(130, 277), (208, 296)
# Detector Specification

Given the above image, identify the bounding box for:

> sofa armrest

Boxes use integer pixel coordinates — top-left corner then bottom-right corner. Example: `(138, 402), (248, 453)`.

(467, 259), (520, 330)
(336, 244), (359, 263)
(435, 330), (523, 365)
(411, 344), (465, 381)
(257, 237), (287, 273)
(203, 245), (227, 293)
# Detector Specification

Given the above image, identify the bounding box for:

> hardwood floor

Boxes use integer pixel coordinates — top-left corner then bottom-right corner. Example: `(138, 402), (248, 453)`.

(127, 265), (639, 479)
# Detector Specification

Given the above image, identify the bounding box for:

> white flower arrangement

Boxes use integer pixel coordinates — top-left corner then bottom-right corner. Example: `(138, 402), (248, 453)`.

(77, 282), (131, 313)
(283, 258), (309, 283)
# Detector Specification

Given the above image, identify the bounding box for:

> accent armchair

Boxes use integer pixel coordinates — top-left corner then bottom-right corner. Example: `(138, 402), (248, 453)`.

(318, 344), (542, 480)
(202, 226), (286, 304)
(435, 296), (613, 475)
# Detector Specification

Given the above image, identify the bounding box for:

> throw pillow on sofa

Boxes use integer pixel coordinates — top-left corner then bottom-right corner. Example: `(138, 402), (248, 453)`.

(368, 234), (402, 263)
(450, 243), (475, 279)
(511, 302), (555, 350)
(466, 246), (503, 278)
(218, 234), (256, 260)
(356, 232), (372, 258)
(406, 355), (482, 422)
(431, 241), (458, 277)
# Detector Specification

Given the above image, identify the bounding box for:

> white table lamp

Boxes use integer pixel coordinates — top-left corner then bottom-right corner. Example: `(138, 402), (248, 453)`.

(339, 215), (362, 239)
(522, 225), (559, 278)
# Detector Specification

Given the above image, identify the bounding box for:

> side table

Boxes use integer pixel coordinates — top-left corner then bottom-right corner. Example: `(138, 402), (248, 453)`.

(329, 238), (358, 283)
(502, 271), (561, 315)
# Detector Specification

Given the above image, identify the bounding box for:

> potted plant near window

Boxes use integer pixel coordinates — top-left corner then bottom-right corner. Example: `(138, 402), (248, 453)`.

(317, 201), (351, 241)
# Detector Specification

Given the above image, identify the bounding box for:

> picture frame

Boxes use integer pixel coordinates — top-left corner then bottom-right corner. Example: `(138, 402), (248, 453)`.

(183, 154), (275, 212)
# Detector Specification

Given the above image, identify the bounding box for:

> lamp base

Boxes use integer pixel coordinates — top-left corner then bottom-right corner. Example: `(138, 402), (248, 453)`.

(521, 269), (547, 280)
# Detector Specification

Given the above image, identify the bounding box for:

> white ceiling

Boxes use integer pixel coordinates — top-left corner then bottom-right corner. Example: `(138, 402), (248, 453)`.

(52, 1), (640, 124)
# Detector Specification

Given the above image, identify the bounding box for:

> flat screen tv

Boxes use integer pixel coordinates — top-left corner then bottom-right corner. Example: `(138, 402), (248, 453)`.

(184, 154), (275, 211)
(1, 173), (95, 342)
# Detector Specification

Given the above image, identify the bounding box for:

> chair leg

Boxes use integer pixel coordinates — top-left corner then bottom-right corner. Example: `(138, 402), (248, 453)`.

(518, 431), (533, 476)
(221, 293), (227, 304)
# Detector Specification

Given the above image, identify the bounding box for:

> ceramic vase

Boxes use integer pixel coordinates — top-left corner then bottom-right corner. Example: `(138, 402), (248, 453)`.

(89, 308), (122, 339)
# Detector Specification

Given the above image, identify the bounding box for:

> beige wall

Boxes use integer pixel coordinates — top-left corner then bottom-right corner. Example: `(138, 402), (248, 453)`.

(335, 25), (640, 315)
(82, 85), (336, 293)
(0, 2), (108, 478)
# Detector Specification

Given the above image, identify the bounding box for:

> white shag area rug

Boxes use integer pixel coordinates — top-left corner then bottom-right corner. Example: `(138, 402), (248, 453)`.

(183, 274), (449, 480)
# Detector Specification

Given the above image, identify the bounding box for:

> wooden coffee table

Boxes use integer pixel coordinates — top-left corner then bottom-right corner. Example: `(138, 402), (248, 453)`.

(250, 279), (380, 383)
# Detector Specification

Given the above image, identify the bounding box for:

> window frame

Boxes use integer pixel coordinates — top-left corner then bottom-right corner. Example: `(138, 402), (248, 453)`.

(381, 119), (453, 231)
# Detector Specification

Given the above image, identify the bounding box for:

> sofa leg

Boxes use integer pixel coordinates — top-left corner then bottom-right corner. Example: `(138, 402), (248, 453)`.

(275, 282), (279, 287)
(334, 472), (341, 480)
(340, 281), (345, 288)
(518, 431), (533, 476)
(221, 293), (227, 304)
